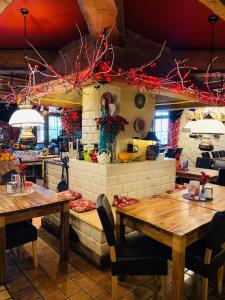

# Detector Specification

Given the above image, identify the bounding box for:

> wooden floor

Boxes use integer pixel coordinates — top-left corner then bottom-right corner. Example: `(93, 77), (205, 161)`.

(2, 224), (225, 300)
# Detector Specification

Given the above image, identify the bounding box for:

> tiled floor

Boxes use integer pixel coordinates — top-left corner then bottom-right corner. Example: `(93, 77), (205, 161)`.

(0, 285), (12, 300)
(2, 225), (225, 300)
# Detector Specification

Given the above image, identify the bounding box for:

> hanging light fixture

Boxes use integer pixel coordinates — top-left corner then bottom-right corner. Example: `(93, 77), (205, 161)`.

(187, 113), (225, 151)
(19, 127), (36, 144)
(142, 131), (160, 142)
(8, 8), (44, 128)
(190, 114), (225, 135)
(9, 104), (44, 127)
(206, 15), (225, 97)
(184, 119), (196, 131)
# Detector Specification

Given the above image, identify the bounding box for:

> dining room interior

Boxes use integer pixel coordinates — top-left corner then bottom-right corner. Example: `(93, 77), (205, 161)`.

(0, 0), (225, 300)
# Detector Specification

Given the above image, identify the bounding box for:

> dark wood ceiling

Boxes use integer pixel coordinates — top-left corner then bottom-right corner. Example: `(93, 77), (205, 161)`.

(0, 0), (224, 50)
(0, 0), (88, 49)
(124, 0), (225, 50)
(0, 0), (224, 109)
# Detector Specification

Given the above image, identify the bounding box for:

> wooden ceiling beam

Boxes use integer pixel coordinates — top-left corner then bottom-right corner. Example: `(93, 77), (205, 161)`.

(173, 49), (225, 71)
(0, 0), (14, 14)
(156, 101), (210, 110)
(198, 0), (225, 21)
(0, 50), (58, 69)
(77, 0), (120, 41)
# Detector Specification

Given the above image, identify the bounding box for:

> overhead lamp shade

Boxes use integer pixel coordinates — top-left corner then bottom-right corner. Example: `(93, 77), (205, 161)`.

(184, 120), (196, 131)
(9, 105), (44, 127)
(190, 119), (225, 135)
(142, 131), (160, 142)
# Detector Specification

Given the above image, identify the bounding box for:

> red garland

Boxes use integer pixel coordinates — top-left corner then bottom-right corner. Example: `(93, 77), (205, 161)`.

(169, 119), (180, 148)
(61, 110), (81, 136)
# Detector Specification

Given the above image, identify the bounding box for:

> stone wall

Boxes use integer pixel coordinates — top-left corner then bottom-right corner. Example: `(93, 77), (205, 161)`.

(69, 158), (175, 204)
(81, 82), (155, 155)
(178, 107), (225, 166)
(45, 162), (62, 191)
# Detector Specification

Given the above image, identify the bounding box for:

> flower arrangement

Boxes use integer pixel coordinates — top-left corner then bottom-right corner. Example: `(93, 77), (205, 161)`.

(17, 163), (26, 192)
(96, 115), (129, 144)
(200, 171), (210, 186)
(17, 163), (26, 176)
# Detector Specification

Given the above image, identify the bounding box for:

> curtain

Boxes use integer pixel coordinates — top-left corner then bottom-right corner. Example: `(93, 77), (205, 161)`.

(61, 110), (82, 136)
(169, 110), (183, 148)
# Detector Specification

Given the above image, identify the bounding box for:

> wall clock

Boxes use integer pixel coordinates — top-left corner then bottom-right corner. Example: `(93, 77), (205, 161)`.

(135, 93), (146, 109)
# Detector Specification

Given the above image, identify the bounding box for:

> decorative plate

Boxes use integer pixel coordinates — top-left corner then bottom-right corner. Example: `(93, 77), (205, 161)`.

(135, 93), (146, 109)
(134, 118), (145, 133)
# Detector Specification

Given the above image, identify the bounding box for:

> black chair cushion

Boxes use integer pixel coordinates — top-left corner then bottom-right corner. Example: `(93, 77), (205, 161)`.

(112, 235), (169, 276)
(215, 169), (225, 186)
(1, 170), (18, 185)
(165, 148), (176, 158)
(212, 151), (220, 158)
(185, 237), (225, 278)
(202, 152), (210, 159)
(195, 157), (213, 169)
(173, 148), (183, 158)
(97, 195), (115, 246)
(6, 221), (37, 249)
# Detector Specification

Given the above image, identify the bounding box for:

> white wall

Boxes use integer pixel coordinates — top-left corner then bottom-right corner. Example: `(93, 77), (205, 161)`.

(81, 83), (155, 154)
(69, 159), (175, 204)
(178, 107), (225, 166)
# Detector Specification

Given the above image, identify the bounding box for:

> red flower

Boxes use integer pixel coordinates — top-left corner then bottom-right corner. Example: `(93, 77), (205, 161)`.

(200, 171), (210, 185)
(95, 115), (129, 143)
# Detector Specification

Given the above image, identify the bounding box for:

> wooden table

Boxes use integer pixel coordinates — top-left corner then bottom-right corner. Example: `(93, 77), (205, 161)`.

(166, 184), (225, 212)
(116, 190), (223, 300)
(215, 157), (225, 161)
(176, 166), (218, 181)
(0, 184), (69, 284)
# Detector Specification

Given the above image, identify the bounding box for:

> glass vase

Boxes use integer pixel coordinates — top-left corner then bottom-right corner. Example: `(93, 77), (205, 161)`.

(200, 184), (206, 200)
(20, 174), (26, 193)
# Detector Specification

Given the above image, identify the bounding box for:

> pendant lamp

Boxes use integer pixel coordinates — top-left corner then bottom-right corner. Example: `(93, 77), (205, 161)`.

(9, 104), (44, 128)
(19, 127), (36, 144)
(9, 8), (44, 129)
(189, 115), (225, 135)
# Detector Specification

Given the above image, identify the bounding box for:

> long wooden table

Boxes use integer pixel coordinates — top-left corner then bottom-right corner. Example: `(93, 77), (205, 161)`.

(116, 184), (225, 300)
(0, 184), (69, 284)
(176, 166), (218, 181)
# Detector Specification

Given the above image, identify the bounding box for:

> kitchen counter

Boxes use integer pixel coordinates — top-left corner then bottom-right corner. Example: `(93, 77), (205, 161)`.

(44, 157), (67, 190)
(19, 155), (60, 179)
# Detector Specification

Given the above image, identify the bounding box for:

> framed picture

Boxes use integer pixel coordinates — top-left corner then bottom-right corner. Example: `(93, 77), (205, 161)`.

(135, 93), (146, 109)
(134, 118), (145, 133)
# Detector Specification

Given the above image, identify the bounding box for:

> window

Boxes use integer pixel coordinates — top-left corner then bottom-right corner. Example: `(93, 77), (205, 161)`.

(36, 124), (44, 143)
(36, 114), (62, 144)
(154, 111), (169, 145)
(48, 115), (62, 142)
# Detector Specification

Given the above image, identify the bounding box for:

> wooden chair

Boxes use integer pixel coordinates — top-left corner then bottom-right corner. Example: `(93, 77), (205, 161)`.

(219, 150), (225, 158)
(215, 169), (225, 186)
(6, 221), (38, 268)
(185, 211), (225, 300)
(165, 148), (176, 158)
(195, 157), (213, 169)
(173, 147), (183, 158)
(96, 194), (169, 300)
(211, 151), (220, 159)
(202, 152), (211, 159)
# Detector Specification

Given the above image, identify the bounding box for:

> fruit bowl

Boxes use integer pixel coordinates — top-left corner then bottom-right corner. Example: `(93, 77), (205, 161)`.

(0, 151), (16, 162)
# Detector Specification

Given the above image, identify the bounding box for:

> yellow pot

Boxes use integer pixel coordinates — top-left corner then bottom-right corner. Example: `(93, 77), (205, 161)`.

(118, 152), (134, 162)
